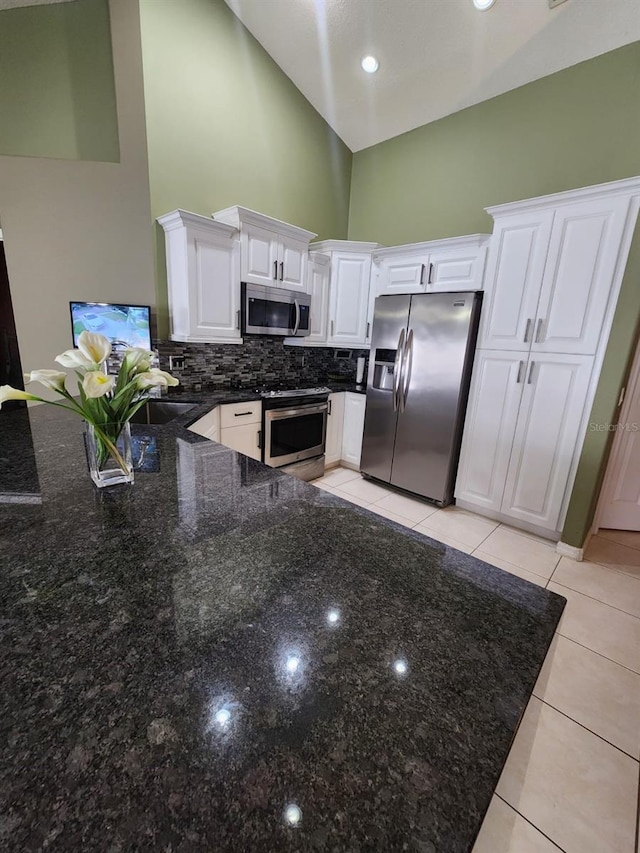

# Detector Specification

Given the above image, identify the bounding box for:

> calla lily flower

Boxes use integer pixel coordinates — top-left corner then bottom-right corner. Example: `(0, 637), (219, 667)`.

(77, 331), (112, 365)
(0, 385), (42, 407)
(83, 371), (116, 398)
(122, 348), (153, 374)
(24, 369), (68, 394)
(136, 368), (180, 389)
(55, 348), (96, 373)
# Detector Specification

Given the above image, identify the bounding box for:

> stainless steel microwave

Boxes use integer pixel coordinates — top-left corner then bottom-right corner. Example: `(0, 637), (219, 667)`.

(242, 283), (311, 337)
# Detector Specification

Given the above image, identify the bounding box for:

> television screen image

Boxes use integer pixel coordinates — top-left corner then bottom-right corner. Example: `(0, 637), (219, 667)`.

(70, 302), (152, 351)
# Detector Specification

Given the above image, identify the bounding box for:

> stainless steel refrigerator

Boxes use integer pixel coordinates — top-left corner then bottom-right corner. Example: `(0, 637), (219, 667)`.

(360, 291), (482, 506)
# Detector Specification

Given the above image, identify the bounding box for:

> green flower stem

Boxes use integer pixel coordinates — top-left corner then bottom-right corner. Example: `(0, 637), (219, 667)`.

(90, 422), (129, 475)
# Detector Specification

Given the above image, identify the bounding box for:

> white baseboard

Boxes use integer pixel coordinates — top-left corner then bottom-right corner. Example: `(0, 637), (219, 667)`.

(556, 541), (584, 561)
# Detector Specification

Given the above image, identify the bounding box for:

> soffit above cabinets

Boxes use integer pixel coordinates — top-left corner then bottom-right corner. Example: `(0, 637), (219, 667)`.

(225, 0), (640, 152)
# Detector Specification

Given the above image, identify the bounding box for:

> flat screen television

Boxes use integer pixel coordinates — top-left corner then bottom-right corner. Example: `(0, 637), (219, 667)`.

(70, 302), (152, 351)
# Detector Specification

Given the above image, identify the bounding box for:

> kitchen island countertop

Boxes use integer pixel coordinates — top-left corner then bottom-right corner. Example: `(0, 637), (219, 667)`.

(0, 401), (564, 852)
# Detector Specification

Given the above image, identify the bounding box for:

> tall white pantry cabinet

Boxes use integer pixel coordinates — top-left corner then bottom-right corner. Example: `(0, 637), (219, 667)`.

(455, 177), (640, 538)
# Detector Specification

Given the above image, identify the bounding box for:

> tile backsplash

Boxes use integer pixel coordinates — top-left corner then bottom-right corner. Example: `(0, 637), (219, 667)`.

(156, 336), (368, 391)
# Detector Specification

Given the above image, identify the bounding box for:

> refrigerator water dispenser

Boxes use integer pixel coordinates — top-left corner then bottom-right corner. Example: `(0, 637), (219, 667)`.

(372, 349), (396, 391)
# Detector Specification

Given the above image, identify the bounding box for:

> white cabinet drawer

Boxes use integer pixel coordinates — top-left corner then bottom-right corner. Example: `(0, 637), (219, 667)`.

(220, 400), (262, 428)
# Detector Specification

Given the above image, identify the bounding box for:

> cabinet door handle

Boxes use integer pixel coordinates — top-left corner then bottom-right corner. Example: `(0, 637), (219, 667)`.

(234, 411), (253, 417)
(524, 318), (532, 343)
(279, 261), (284, 281)
(516, 360), (524, 383)
(428, 262), (434, 285)
(328, 399), (332, 416)
(535, 318), (544, 343)
(366, 321), (371, 339)
(236, 309), (240, 330)
(419, 263), (426, 285)
(527, 361), (536, 384)
(330, 319), (334, 337)
(273, 260), (278, 280)
(257, 429), (262, 449)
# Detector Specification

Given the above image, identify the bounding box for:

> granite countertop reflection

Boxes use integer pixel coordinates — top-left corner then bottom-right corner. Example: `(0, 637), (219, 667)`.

(0, 402), (564, 852)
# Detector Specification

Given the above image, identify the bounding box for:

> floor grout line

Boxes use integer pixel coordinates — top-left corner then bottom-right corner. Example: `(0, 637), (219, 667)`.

(553, 626), (640, 677)
(532, 695), (640, 762)
(551, 632), (640, 677)
(550, 579), (640, 621)
(580, 559), (640, 583)
(493, 793), (567, 852)
(594, 531), (640, 552)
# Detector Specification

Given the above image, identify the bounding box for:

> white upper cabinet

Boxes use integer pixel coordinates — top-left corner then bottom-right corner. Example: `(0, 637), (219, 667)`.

(329, 252), (373, 345)
(213, 206), (316, 293)
(532, 197), (630, 355)
(377, 252), (430, 295)
(481, 181), (640, 356)
(279, 233), (308, 291)
(428, 244), (488, 291)
(242, 223), (279, 287)
(301, 241), (380, 348)
(157, 209), (241, 344)
(306, 252), (330, 343)
(374, 235), (489, 298)
(478, 211), (554, 351)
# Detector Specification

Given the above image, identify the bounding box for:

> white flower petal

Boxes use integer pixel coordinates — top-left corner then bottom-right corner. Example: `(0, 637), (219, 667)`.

(148, 368), (179, 387)
(82, 371), (116, 399)
(0, 385), (40, 406)
(78, 331), (112, 365)
(24, 369), (67, 394)
(54, 349), (95, 372)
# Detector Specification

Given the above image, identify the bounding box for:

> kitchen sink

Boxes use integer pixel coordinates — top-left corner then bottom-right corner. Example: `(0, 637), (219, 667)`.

(129, 400), (197, 425)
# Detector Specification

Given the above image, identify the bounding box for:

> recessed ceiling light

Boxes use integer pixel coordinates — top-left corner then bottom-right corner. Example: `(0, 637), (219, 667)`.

(361, 55), (379, 74)
(473, 0), (496, 9)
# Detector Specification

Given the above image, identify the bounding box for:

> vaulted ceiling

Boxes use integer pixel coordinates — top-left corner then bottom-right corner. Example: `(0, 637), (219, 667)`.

(226, 0), (640, 151)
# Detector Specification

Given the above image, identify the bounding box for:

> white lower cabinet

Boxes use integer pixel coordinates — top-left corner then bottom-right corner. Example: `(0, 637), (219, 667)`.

(456, 350), (593, 532)
(218, 401), (262, 461)
(341, 392), (367, 468)
(220, 423), (262, 461)
(325, 392), (345, 465)
(188, 406), (220, 441)
(501, 353), (593, 529)
(455, 351), (526, 513)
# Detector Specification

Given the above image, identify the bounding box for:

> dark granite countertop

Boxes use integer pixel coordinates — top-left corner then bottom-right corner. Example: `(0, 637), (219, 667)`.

(0, 402), (564, 852)
(162, 383), (366, 414)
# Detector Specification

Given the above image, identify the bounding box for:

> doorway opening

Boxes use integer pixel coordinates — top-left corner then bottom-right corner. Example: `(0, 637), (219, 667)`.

(588, 327), (640, 563)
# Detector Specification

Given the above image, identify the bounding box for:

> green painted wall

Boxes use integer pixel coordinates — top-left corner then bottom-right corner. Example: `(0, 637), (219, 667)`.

(349, 43), (640, 546)
(138, 0), (352, 337)
(0, 0), (119, 162)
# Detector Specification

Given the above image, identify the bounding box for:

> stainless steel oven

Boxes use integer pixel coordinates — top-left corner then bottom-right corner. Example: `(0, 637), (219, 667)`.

(242, 282), (311, 337)
(261, 388), (329, 479)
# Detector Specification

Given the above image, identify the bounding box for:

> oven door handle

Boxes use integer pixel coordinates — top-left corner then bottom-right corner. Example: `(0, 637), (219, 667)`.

(265, 402), (328, 421)
(292, 299), (300, 336)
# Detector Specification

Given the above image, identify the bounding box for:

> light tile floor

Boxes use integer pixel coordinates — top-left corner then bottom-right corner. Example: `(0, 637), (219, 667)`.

(311, 467), (640, 853)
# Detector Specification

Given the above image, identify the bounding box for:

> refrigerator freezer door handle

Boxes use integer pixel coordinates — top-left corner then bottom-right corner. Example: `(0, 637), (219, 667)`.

(400, 329), (414, 413)
(393, 328), (405, 412)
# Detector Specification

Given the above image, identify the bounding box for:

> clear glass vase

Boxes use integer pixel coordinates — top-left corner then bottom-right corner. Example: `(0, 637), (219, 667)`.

(85, 421), (134, 488)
